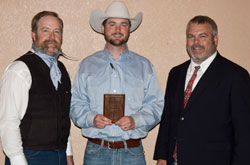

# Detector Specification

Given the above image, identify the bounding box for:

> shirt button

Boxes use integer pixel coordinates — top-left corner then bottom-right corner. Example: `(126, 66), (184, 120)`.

(113, 89), (117, 93)
(180, 117), (184, 121)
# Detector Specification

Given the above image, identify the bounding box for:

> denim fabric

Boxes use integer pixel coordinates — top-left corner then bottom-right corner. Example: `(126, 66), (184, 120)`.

(5, 149), (67, 165)
(84, 140), (146, 165)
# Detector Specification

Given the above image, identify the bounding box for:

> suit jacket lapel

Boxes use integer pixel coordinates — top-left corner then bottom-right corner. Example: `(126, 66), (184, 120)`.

(176, 61), (190, 112)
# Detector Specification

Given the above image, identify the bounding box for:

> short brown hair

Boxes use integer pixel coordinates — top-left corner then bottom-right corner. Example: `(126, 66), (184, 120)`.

(31, 11), (63, 33)
(186, 15), (218, 36)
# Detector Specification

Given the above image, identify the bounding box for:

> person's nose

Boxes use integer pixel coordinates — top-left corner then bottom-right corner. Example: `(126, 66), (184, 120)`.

(48, 32), (55, 40)
(115, 25), (121, 33)
(193, 36), (200, 44)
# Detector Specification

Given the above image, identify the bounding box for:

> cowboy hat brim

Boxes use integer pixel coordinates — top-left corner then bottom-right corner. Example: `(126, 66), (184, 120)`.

(89, 10), (143, 33)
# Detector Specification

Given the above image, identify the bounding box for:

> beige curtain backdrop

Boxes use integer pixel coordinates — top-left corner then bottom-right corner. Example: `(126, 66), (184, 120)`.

(0, 0), (250, 164)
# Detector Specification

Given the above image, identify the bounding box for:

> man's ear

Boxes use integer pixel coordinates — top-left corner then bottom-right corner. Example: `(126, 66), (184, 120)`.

(101, 25), (105, 34)
(31, 32), (36, 41)
(214, 34), (219, 46)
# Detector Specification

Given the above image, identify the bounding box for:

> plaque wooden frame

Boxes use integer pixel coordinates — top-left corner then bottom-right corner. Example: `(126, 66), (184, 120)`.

(103, 94), (125, 123)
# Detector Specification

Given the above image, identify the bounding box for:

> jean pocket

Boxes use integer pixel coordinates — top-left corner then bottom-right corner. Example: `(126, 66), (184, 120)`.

(24, 150), (41, 158)
(126, 146), (145, 157)
(85, 141), (102, 155)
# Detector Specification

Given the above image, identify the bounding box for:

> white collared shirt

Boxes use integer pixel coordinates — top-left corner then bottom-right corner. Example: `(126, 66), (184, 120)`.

(185, 51), (217, 91)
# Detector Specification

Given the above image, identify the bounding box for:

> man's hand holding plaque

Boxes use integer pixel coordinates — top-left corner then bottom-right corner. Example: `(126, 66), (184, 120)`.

(115, 116), (135, 131)
(93, 94), (135, 131)
(93, 114), (112, 129)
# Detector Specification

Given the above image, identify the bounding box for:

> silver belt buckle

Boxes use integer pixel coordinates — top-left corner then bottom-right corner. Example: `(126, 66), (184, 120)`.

(108, 141), (111, 149)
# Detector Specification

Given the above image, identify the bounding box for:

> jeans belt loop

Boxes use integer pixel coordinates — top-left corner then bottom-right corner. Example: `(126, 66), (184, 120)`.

(108, 141), (111, 150)
(123, 140), (128, 152)
(101, 139), (104, 149)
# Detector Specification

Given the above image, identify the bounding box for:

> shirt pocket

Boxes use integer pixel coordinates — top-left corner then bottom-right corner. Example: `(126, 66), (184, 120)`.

(87, 75), (107, 111)
(125, 77), (145, 112)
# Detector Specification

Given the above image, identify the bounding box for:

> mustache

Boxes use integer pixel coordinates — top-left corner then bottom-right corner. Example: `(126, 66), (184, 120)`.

(42, 40), (60, 48)
(191, 44), (205, 49)
(39, 39), (62, 54)
(112, 32), (123, 36)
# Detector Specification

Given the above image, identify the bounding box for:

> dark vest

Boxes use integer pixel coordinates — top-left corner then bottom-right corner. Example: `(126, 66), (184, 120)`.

(18, 52), (71, 150)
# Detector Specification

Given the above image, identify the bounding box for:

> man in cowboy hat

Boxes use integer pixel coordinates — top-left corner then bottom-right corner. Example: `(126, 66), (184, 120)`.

(70, 1), (164, 164)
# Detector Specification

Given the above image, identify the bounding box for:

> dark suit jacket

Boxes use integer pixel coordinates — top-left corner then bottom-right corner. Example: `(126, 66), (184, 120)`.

(154, 53), (250, 165)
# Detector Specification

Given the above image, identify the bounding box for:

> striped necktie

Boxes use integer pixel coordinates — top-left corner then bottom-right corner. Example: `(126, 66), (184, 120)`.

(184, 66), (200, 108)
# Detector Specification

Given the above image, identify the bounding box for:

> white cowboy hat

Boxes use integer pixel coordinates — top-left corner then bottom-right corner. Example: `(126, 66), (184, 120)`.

(89, 1), (143, 33)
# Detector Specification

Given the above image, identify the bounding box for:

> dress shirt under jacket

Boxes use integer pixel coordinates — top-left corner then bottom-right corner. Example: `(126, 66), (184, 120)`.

(185, 51), (217, 90)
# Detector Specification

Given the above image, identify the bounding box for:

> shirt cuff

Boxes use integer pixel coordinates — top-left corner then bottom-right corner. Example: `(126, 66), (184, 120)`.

(87, 111), (98, 127)
(66, 135), (73, 156)
(9, 153), (27, 165)
(131, 113), (142, 129)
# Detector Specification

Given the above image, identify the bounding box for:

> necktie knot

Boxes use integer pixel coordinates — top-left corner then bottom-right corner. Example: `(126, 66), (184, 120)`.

(194, 66), (200, 73)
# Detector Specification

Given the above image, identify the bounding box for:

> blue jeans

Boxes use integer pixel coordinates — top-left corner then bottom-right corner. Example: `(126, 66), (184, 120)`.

(5, 149), (67, 165)
(84, 140), (146, 165)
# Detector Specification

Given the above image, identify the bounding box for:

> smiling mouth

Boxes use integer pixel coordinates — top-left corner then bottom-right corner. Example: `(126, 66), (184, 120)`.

(192, 44), (204, 49)
(192, 47), (203, 51)
(112, 33), (123, 38)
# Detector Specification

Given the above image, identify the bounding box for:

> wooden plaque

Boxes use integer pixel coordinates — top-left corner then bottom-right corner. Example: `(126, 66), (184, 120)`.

(103, 94), (125, 123)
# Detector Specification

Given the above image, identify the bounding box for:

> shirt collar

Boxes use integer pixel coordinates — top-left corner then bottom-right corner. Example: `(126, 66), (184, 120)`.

(104, 44), (129, 62)
(189, 51), (217, 73)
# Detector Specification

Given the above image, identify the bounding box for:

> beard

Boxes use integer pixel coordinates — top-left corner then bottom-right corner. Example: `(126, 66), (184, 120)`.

(38, 40), (62, 56)
(104, 32), (129, 46)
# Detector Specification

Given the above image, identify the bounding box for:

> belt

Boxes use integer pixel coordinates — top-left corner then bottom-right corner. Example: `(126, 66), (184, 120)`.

(88, 138), (141, 149)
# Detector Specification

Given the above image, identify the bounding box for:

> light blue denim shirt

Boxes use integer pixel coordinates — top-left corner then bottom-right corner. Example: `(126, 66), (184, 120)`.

(70, 45), (164, 141)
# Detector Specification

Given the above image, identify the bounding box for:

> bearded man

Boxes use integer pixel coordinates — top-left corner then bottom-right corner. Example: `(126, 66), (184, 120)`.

(70, 1), (164, 165)
(0, 11), (74, 165)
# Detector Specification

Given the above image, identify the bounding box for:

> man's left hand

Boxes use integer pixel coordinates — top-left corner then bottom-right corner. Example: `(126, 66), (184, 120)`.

(115, 116), (135, 131)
